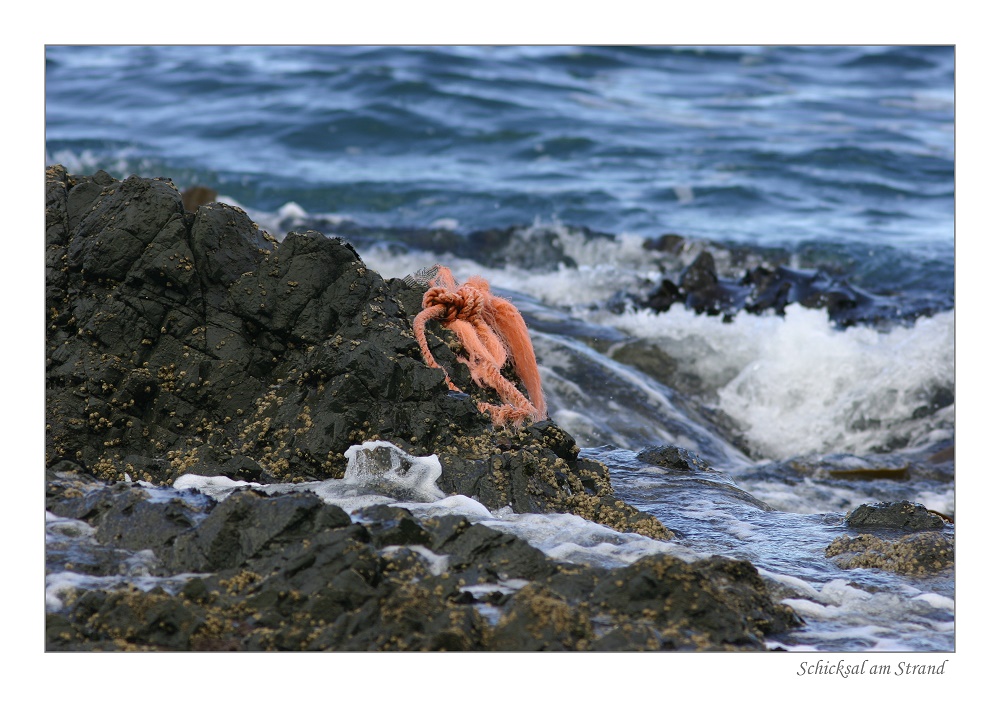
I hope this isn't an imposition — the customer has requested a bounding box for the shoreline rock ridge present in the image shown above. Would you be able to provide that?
[45,166,804,650]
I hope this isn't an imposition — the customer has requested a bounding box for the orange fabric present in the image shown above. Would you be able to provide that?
[412,266,547,426]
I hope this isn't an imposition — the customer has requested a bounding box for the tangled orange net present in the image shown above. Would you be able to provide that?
[412,266,547,426]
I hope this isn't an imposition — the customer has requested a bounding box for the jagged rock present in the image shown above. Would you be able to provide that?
[589,554,801,649]
[46,478,799,651]
[45,167,803,652]
[167,491,353,572]
[44,166,665,539]
[491,585,593,651]
[641,250,940,326]
[355,505,432,548]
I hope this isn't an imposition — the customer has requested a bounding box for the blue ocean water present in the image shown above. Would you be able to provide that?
[45,46,957,652]
[45,45,954,298]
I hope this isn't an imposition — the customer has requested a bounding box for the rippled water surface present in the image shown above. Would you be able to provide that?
[46,45,954,294]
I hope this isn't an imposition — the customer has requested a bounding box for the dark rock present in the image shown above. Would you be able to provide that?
[591,621,664,651]
[44,167,660,538]
[44,168,801,652]
[167,491,352,572]
[491,585,593,651]
[826,532,954,575]
[845,501,946,531]
[637,444,713,472]
[679,251,747,317]
[46,478,800,651]
[588,554,801,650]
[356,505,432,548]
[420,514,475,552]
[47,478,211,552]
[436,522,556,581]
[742,264,897,326]
[641,251,940,327]
[66,175,184,282]
[642,277,682,312]
[93,492,206,551]
[642,233,686,254]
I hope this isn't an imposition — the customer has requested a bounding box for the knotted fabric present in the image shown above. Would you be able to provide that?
[412,266,547,426]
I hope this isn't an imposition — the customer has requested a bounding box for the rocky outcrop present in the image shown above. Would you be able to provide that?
[45,167,814,651]
[823,501,954,576]
[45,469,800,651]
[641,250,941,327]
[45,166,666,539]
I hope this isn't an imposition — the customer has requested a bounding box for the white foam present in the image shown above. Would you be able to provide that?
[604,305,954,459]
[429,217,460,231]
[400,494,493,520]
[356,222,663,310]
[276,201,308,222]
[913,486,956,518]
[460,579,530,596]
[174,473,259,500]
[45,570,207,612]
[739,476,955,518]
[911,592,954,611]
[817,578,874,605]
[45,512,96,539]
[360,234,954,463]
[44,148,134,178]
[760,569,819,594]
[782,598,842,619]
[767,641,820,651]
[46,571,93,611]
[344,441,445,502]
[790,624,896,644]
[766,570,954,651]
[483,509,682,567]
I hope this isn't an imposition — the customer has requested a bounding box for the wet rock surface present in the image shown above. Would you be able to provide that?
[637,444,714,472]
[640,249,943,327]
[845,501,947,531]
[823,501,954,576]
[45,166,665,539]
[45,470,801,651]
[47,167,814,651]
[825,532,954,576]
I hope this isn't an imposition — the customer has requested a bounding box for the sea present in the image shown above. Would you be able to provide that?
[45,45,955,653]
